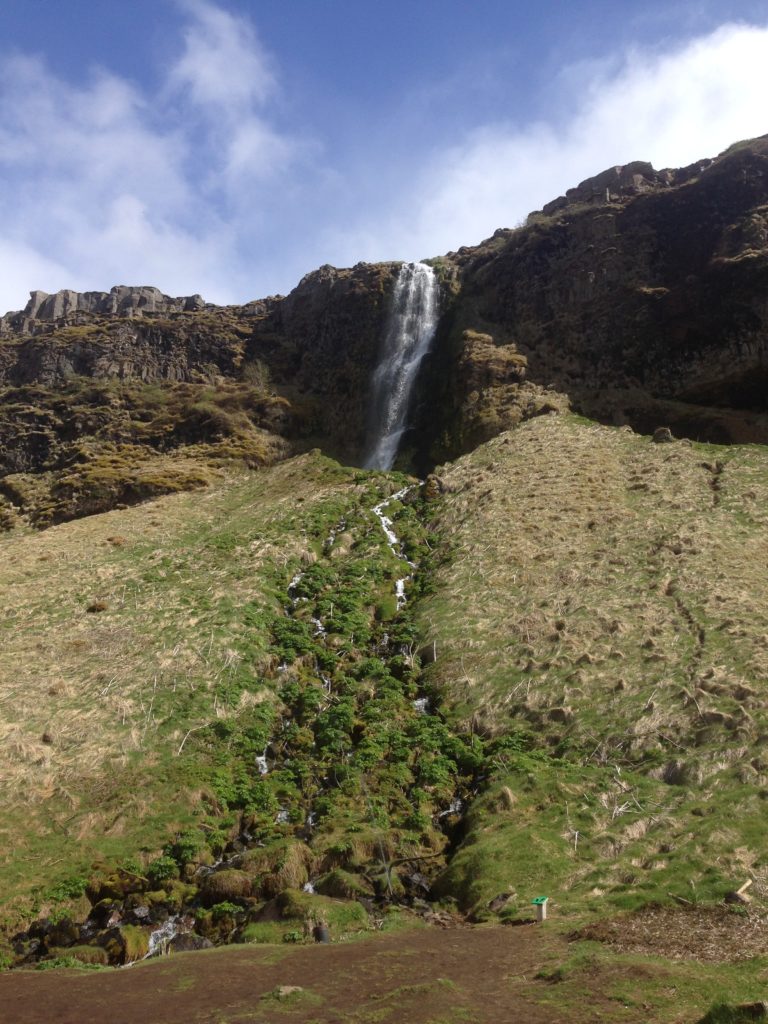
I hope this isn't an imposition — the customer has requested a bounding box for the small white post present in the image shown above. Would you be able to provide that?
[532,896,548,922]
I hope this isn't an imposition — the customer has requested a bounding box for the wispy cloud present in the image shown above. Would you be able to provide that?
[0,7,766,315]
[0,0,304,312]
[325,23,768,263]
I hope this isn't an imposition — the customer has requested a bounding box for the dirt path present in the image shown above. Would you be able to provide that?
[1,925,575,1024]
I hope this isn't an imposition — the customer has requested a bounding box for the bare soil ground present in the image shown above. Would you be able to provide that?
[580,904,768,962]
[0,925,606,1024]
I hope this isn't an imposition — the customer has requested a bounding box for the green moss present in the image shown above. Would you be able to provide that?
[48,944,109,966]
[242,921,292,944]
[275,888,370,939]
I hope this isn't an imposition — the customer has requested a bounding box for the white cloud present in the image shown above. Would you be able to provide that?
[0,10,766,316]
[325,22,768,264]
[169,0,275,111]
[0,1,303,313]
[0,238,76,308]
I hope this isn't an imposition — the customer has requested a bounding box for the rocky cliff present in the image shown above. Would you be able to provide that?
[417,134,768,460]
[3,134,768,526]
[0,285,208,338]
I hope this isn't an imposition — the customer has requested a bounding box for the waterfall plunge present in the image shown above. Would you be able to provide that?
[363,262,439,470]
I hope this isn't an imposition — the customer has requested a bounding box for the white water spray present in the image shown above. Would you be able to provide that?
[145,916,182,957]
[363,262,439,470]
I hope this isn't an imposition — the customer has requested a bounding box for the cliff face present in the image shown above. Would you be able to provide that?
[420,134,768,459]
[0,285,208,338]
[0,264,399,525]
[247,261,399,454]
[0,263,398,456]
[3,135,768,526]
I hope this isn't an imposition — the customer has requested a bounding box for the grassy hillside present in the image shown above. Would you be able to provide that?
[421,413,768,917]
[3,411,768,993]
[0,452,380,932]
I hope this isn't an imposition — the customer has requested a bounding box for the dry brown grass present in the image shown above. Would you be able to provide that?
[422,414,768,771]
[0,451,364,908]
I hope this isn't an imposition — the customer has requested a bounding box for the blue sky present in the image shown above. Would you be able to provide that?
[1,0,767,312]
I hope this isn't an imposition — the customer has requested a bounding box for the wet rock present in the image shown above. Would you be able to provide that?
[88,899,124,929]
[652,426,674,443]
[128,904,152,923]
[168,932,213,952]
[403,872,431,895]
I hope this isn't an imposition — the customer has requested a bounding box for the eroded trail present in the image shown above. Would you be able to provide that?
[0,925,569,1024]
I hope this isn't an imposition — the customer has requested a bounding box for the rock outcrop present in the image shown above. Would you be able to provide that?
[0,285,207,337]
[3,134,768,522]
[416,134,768,461]
[535,156,713,218]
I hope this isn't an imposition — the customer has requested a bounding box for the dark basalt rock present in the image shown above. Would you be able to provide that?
[2,136,768,528]
[168,932,213,953]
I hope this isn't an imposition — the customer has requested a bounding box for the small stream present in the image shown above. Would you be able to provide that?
[372,486,416,609]
[11,479,468,968]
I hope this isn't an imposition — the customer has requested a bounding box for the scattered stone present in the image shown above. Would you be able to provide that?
[488,892,516,913]
[274,985,304,999]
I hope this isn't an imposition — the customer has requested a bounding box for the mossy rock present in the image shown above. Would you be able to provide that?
[194,908,239,941]
[241,840,313,897]
[145,888,173,908]
[96,924,150,965]
[162,880,198,910]
[241,920,294,944]
[274,888,369,939]
[315,869,374,900]
[48,944,109,966]
[87,868,147,902]
[200,869,252,907]
[370,869,406,900]
[45,917,81,948]
[316,831,392,873]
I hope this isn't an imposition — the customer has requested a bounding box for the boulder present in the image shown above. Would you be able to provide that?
[168,932,213,953]
[200,868,252,906]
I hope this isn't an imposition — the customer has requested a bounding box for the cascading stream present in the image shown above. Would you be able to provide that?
[363,262,439,471]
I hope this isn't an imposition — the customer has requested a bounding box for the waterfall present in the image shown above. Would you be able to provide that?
[363,262,439,470]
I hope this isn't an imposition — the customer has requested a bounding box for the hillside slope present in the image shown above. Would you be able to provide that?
[0,452,402,937]
[3,412,768,970]
[422,413,768,915]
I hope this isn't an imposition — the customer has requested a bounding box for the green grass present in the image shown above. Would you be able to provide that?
[527,940,768,1023]
[0,451,372,934]
[419,414,768,914]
